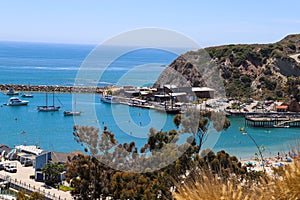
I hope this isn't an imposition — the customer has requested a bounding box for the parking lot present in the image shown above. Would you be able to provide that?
[0,158,72,200]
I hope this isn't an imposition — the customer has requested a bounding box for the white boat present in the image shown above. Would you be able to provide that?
[100,95,116,104]
[63,111,81,116]
[21,93,34,98]
[38,105,60,112]
[5,88,19,96]
[37,92,60,112]
[64,96,81,116]
[6,97,29,106]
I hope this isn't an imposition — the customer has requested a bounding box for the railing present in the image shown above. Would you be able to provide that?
[0,189,16,200]
[0,174,68,200]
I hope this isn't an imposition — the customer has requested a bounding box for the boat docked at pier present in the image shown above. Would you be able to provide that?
[5,97,29,106]
[100,95,116,104]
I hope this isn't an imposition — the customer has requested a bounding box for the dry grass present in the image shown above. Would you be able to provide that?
[174,159,300,200]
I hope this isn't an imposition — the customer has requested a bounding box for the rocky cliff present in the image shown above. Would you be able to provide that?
[155,34,300,100]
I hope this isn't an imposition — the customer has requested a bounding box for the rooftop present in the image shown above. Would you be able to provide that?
[15,145,43,156]
[192,87,215,92]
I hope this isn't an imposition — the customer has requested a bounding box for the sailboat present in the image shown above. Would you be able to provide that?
[37,92,60,112]
[63,96,81,116]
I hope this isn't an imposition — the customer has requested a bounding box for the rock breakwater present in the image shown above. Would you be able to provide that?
[0,84,117,94]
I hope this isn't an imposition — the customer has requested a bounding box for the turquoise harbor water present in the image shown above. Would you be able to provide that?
[0,41,299,159]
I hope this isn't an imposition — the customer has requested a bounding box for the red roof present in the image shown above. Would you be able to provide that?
[276,105,288,109]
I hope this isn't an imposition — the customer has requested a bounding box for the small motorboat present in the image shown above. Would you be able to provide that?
[63,111,81,116]
[6,97,29,106]
[21,93,34,98]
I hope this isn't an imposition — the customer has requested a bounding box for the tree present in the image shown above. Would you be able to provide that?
[65,154,113,200]
[29,192,45,200]
[70,126,117,200]
[73,125,117,156]
[17,191,45,200]
[173,110,230,153]
[16,190,27,200]
[42,162,64,186]
[67,110,231,200]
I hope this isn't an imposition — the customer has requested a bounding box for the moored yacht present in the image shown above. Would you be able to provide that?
[6,97,29,106]
[37,92,60,112]
[100,95,116,104]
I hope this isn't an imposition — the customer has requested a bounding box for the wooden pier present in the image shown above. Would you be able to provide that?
[245,115,300,128]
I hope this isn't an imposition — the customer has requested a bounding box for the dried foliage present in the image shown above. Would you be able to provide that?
[174,158,300,200]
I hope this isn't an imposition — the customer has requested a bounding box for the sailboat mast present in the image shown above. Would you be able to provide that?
[46,92,48,107]
[52,92,55,106]
[74,96,76,112]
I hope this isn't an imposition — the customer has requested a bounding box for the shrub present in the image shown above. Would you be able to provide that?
[287,43,296,51]
[260,47,272,57]
[275,90,283,98]
[264,78,277,90]
[240,75,252,83]
[222,70,231,79]
[259,77,265,82]
[263,67,273,76]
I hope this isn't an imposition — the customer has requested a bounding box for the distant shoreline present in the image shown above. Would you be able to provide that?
[0,84,116,94]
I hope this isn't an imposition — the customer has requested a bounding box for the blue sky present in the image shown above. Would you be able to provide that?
[0,0,299,47]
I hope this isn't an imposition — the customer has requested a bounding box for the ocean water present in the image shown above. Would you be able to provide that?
[0,41,299,160]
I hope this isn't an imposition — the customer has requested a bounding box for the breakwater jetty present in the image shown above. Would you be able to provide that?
[0,84,116,94]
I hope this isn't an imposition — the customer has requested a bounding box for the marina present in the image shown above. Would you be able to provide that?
[0,41,298,160]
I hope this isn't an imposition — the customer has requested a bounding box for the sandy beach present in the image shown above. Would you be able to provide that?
[241,152,298,176]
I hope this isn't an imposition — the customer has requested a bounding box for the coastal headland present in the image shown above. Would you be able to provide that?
[0,84,116,94]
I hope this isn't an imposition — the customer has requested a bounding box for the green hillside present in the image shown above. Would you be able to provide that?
[156,34,300,100]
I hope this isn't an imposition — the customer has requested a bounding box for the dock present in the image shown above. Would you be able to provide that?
[110,96,184,114]
[245,114,300,128]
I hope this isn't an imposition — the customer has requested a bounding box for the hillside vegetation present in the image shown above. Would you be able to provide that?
[174,158,300,200]
[156,34,300,100]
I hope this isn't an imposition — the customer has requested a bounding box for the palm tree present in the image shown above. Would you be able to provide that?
[42,162,64,186]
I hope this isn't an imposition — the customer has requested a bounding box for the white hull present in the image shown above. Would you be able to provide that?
[37,106,60,112]
[7,102,28,106]
[64,111,81,116]
[100,95,116,104]
[6,97,29,106]
[21,94,34,98]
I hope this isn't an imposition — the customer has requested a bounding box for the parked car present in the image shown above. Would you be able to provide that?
[24,159,33,167]
[4,165,17,173]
